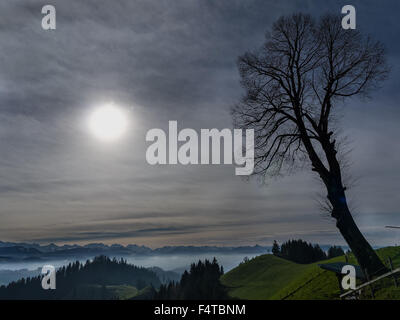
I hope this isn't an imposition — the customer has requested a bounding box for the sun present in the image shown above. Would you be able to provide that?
[88,104,128,142]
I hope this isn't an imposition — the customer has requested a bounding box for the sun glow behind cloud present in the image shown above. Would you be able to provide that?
[88,104,129,142]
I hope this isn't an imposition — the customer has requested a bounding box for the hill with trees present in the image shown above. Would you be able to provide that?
[0,255,160,299]
[154,258,229,300]
[221,246,400,300]
[272,239,344,264]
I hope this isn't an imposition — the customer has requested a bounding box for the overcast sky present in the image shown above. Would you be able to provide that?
[0,0,399,247]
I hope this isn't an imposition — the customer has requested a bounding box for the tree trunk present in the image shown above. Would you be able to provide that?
[328,183,387,277]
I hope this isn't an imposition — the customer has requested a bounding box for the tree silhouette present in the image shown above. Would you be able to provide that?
[327,245,345,259]
[232,13,388,276]
[154,258,228,300]
[0,255,160,299]
[272,239,330,264]
[272,240,280,256]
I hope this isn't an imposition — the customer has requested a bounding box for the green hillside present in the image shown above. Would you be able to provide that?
[221,246,400,300]
[106,285,139,299]
[0,255,161,300]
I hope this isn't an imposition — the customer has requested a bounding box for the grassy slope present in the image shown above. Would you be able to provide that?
[76,284,158,300]
[221,246,400,300]
[73,284,139,299]
[220,254,309,299]
[106,285,139,299]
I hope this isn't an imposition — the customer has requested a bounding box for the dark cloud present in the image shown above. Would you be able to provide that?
[31,226,196,243]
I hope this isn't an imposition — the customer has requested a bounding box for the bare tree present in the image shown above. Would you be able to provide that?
[232,13,388,276]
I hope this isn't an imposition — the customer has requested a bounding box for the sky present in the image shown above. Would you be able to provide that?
[0,0,399,247]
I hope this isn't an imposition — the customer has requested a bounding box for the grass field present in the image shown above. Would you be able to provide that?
[220,246,400,300]
[106,285,139,299]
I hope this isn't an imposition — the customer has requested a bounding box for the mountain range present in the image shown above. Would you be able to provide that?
[0,241,269,262]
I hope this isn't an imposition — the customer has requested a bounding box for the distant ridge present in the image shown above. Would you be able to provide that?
[0,240,269,262]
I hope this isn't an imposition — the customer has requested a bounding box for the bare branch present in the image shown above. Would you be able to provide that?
[232,13,388,183]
